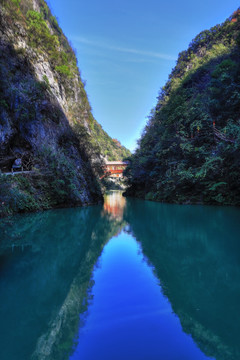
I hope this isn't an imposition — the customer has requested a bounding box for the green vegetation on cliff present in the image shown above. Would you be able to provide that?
[0,0,129,216]
[125,9,240,205]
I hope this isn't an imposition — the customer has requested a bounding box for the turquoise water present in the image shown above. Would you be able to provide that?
[0,192,240,359]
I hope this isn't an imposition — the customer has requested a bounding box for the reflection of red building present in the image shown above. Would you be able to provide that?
[102,161,128,178]
[103,192,126,220]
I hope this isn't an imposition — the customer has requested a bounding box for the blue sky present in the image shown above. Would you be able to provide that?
[48,0,240,151]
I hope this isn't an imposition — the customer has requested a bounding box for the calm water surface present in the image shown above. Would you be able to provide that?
[0,191,240,360]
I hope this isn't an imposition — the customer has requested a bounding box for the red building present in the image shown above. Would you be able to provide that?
[103,161,128,178]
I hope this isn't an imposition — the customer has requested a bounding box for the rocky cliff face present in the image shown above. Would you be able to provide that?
[0,0,130,216]
[0,0,114,216]
[125,9,240,205]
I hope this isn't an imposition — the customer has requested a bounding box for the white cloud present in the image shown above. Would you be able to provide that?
[72,36,176,61]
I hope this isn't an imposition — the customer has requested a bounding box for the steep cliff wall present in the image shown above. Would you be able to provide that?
[125,9,240,205]
[0,0,128,216]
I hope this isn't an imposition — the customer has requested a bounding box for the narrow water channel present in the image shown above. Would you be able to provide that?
[0,191,240,360]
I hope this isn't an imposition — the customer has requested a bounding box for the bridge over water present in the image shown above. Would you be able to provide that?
[101,161,128,179]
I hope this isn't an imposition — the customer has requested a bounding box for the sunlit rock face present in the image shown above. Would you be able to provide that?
[0,0,130,216]
[0,0,104,214]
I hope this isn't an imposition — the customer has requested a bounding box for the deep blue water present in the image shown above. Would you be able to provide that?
[70,233,210,360]
[0,191,240,360]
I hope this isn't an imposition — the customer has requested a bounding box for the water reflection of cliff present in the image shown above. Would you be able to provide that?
[2,194,240,360]
[0,206,101,360]
[31,200,127,360]
[125,199,240,360]
[0,199,126,360]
